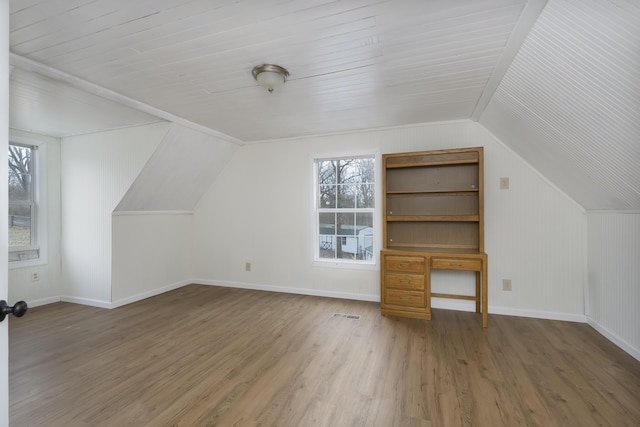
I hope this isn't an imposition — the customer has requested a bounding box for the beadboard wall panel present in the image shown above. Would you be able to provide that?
[480,0,640,210]
[587,212,640,359]
[60,123,169,303]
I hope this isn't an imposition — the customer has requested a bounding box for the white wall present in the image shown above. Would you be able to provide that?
[587,212,640,360]
[8,130,61,306]
[193,120,587,320]
[111,213,192,305]
[61,123,169,305]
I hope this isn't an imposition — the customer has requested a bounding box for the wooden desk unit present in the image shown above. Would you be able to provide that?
[380,249,488,327]
[379,147,489,327]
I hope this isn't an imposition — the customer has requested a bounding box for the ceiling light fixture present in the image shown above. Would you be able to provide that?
[252,64,289,93]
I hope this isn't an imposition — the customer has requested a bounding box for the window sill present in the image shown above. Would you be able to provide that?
[9,258,47,270]
[312,259,377,271]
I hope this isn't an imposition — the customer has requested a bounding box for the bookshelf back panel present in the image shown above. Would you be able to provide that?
[386,164,479,193]
[387,222,479,249]
[387,193,478,216]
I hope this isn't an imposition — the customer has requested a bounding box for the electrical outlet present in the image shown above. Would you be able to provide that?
[31,272,40,282]
[245,262,251,272]
[502,279,512,291]
[500,177,510,190]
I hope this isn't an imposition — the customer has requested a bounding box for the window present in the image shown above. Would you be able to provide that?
[315,156,375,263]
[9,143,39,262]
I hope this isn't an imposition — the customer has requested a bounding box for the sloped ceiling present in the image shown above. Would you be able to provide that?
[10,66,161,137]
[115,124,237,212]
[480,0,640,210]
[8,0,640,211]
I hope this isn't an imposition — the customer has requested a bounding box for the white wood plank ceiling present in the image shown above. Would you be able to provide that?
[9,0,538,142]
[8,0,640,210]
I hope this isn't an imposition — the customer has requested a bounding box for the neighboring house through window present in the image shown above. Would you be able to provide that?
[315,155,375,263]
[8,142,39,262]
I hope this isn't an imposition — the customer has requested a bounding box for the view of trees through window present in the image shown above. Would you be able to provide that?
[9,144,34,252]
[316,156,375,261]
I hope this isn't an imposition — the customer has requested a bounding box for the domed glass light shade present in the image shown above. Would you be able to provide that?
[252,64,289,93]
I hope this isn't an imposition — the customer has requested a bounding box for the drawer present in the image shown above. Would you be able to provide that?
[431,257,482,271]
[386,272,424,291]
[385,289,425,308]
[385,255,425,273]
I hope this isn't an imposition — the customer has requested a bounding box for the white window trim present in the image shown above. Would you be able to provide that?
[9,135,48,269]
[310,149,381,270]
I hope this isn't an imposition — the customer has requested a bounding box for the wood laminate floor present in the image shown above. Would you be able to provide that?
[9,284,640,426]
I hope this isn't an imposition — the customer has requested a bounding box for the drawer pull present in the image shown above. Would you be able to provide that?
[450,263,462,267]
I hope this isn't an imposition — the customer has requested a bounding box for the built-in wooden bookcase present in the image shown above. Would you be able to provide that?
[380,147,489,326]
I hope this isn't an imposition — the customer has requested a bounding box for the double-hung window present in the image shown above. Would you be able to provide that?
[8,143,39,262]
[315,155,375,263]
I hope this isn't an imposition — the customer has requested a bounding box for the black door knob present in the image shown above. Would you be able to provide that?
[0,300,28,322]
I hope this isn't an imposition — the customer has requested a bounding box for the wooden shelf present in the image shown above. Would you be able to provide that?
[386,190,479,195]
[387,215,479,222]
[386,159,478,168]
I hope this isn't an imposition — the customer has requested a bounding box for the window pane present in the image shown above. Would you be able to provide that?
[356,212,373,229]
[319,185,336,208]
[319,212,335,235]
[337,159,359,184]
[9,204,31,247]
[319,212,337,259]
[357,158,375,183]
[337,184,355,208]
[356,213,373,260]
[318,160,336,185]
[9,173,32,202]
[8,145,33,202]
[319,235,336,259]
[357,183,375,208]
[337,212,355,235]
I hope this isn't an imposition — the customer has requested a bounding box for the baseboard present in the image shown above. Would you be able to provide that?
[427,298,588,323]
[193,279,380,303]
[587,318,640,362]
[60,295,112,309]
[110,280,191,308]
[489,305,587,323]
[26,296,61,308]
[195,280,591,324]
[58,280,191,309]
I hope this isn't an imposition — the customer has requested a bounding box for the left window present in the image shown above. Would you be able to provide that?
[8,143,39,262]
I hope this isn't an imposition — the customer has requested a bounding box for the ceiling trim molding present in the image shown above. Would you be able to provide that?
[9,53,244,146]
[470,0,549,121]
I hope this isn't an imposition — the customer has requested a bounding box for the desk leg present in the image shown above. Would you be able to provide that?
[425,258,432,320]
[475,271,481,313]
[482,260,488,328]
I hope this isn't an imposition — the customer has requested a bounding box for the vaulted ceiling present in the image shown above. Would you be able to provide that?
[8,0,640,210]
